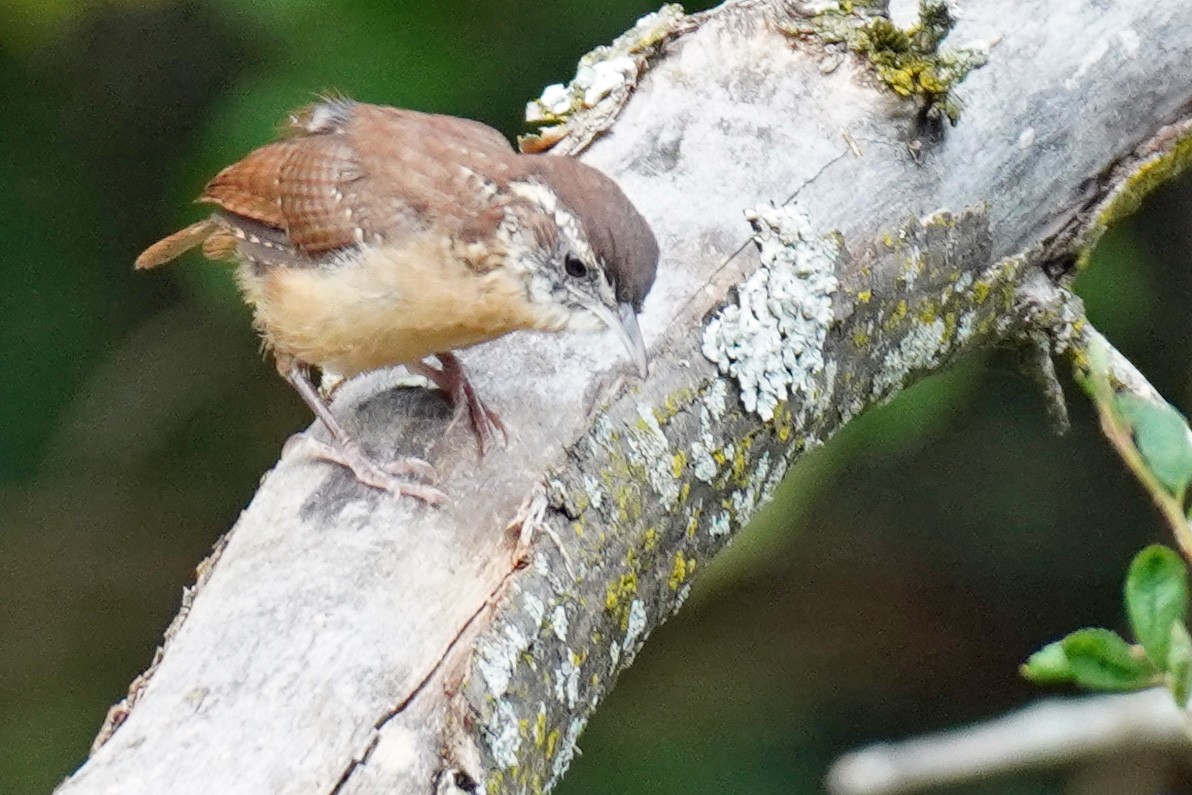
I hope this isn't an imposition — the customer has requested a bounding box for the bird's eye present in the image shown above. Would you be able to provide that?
[564,256,588,279]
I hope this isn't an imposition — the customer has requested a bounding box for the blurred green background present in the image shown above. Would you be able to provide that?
[2,1,1191,793]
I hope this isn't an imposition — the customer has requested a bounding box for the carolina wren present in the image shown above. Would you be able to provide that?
[136,98,658,504]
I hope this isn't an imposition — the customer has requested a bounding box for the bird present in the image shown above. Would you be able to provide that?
[135,97,659,504]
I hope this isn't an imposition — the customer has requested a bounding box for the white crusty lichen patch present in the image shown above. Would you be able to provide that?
[689,379,728,483]
[488,700,521,768]
[871,318,948,399]
[622,599,648,666]
[529,58,637,122]
[474,592,586,778]
[523,4,684,150]
[626,404,682,509]
[475,621,530,699]
[526,4,682,122]
[555,653,581,709]
[548,717,587,788]
[702,204,840,422]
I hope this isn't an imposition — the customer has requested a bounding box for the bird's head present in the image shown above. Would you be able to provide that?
[503,156,658,376]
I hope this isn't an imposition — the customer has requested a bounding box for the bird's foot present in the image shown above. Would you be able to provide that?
[454,388,507,456]
[287,434,445,505]
[412,353,507,455]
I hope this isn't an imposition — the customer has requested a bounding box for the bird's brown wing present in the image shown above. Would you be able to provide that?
[198,100,518,261]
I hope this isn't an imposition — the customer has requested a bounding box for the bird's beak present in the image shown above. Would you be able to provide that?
[586,301,649,378]
[618,302,649,378]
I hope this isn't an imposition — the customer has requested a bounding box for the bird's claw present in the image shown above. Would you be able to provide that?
[288,435,446,505]
[416,352,507,455]
[465,398,507,456]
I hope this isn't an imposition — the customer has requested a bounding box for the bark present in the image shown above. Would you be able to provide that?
[58,1,1192,793]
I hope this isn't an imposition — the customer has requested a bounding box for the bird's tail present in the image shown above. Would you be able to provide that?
[135,218,233,269]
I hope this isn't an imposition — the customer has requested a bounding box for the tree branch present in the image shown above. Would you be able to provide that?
[825,689,1188,795]
[58,1,1192,793]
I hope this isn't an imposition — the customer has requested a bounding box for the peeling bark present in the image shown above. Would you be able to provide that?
[58,1,1192,793]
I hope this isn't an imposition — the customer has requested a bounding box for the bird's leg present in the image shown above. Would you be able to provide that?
[409,353,507,454]
[279,359,444,504]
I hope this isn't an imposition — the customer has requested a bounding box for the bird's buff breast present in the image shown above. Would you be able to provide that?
[235,240,554,377]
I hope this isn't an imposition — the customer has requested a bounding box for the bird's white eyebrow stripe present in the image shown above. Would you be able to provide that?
[506,180,560,214]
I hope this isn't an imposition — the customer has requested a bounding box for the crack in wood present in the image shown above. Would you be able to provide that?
[327,558,529,795]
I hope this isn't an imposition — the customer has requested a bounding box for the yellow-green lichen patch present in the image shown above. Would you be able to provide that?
[789,0,989,124]
[728,449,780,526]
[657,386,698,424]
[668,551,698,590]
[604,572,638,630]
[609,480,644,525]
[772,402,795,443]
[857,289,873,303]
[671,451,687,479]
[941,311,958,344]
[900,250,926,291]
[1079,127,1192,269]
[730,436,753,484]
[684,504,703,539]
[569,490,590,515]
[883,298,909,331]
[972,279,991,304]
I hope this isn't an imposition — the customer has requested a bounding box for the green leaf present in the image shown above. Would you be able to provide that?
[1125,545,1189,667]
[1113,393,1192,494]
[1062,629,1158,691]
[1020,641,1075,684]
[1167,622,1192,707]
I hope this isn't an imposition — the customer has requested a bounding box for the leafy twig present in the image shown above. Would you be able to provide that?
[1071,330,1192,562]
